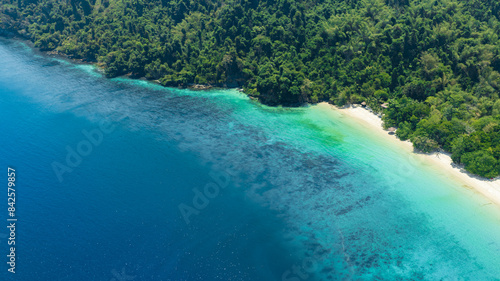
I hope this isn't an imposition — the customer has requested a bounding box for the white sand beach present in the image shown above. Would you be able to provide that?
[318,102,500,207]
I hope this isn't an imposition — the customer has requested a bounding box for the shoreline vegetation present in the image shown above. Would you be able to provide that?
[321,102,500,207]
[4,31,500,184]
[3,33,500,209]
[2,0,500,178]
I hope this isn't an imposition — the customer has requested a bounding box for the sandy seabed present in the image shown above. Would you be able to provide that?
[318,102,500,208]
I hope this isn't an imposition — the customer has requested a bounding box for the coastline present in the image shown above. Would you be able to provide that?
[0,36,238,92]
[3,35,500,208]
[318,102,500,208]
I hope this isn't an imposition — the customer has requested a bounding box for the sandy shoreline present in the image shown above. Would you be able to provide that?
[318,102,500,208]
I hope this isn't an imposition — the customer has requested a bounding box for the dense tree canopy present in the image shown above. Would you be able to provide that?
[1,0,500,178]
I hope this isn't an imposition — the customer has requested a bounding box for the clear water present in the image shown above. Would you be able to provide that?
[1,38,500,280]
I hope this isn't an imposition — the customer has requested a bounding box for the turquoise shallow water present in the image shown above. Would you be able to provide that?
[1,37,500,280]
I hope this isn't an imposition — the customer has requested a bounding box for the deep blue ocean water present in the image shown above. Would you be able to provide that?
[1,38,500,280]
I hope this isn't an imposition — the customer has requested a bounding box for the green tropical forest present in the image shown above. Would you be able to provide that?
[1,0,500,178]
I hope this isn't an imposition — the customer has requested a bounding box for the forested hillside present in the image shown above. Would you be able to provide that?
[2,0,500,178]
